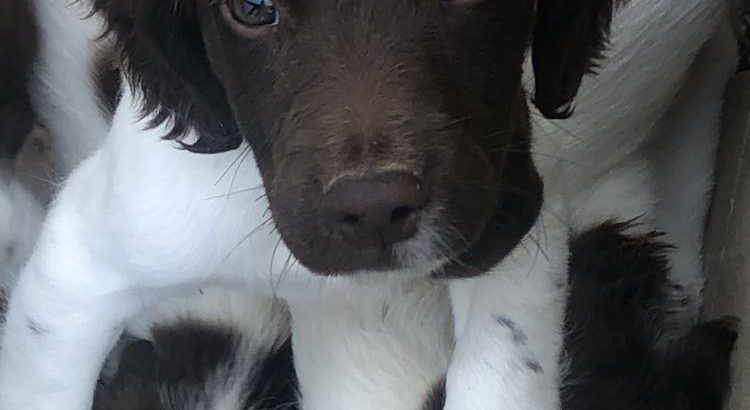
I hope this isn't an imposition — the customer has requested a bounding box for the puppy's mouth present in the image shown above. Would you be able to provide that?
[397,151,542,279]
[268,135,542,278]
[435,140,543,278]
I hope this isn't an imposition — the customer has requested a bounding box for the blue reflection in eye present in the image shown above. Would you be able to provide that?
[233,0,278,26]
[244,0,274,7]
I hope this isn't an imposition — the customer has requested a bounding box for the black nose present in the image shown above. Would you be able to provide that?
[322,171,427,248]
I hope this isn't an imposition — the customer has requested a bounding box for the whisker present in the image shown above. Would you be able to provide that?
[442,223,471,249]
[522,226,550,277]
[529,112,585,144]
[538,209,550,251]
[214,145,250,186]
[20,172,63,187]
[509,149,584,167]
[268,236,285,298]
[203,185,264,200]
[228,147,253,197]
[486,143,584,167]
[475,124,527,141]
[274,250,296,295]
[435,115,475,131]
[540,206,571,230]
[220,216,274,265]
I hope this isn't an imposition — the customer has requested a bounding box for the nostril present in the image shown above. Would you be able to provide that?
[341,214,360,226]
[322,170,428,246]
[390,206,416,224]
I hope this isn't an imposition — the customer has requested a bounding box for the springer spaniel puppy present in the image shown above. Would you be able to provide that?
[90,223,738,410]
[0,0,737,409]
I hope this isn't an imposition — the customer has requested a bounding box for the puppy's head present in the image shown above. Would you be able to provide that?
[95,0,621,276]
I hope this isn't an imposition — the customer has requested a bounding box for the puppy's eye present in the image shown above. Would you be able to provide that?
[229,0,279,27]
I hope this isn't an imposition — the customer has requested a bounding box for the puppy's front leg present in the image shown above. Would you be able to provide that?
[0,162,139,410]
[444,215,568,410]
[0,261,132,410]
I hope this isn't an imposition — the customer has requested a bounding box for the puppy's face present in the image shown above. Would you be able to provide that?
[96,0,620,276]
[196,0,535,274]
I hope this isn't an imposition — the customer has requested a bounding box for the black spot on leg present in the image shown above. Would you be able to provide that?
[4,245,13,262]
[493,314,528,345]
[0,290,7,317]
[493,315,544,374]
[525,358,543,374]
[27,319,46,335]
[494,314,510,328]
[422,377,446,410]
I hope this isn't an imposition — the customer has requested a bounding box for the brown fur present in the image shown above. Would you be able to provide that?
[90,0,620,276]
[0,0,37,159]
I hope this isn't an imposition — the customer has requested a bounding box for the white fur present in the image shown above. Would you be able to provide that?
[649,18,738,318]
[28,0,109,174]
[0,172,44,332]
[0,0,737,409]
[0,79,438,408]
[0,0,109,294]
[446,211,568,410]
[289,278,452,410]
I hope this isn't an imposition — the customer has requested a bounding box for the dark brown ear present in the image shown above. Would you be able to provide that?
[532,0,623,119]
[92,0,241,153]
[0,0,37,159]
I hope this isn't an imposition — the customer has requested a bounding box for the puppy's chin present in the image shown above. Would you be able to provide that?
[391,211,460,274]
[299,228,464,279]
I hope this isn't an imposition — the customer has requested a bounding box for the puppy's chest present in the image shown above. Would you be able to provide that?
[88,114,302,286]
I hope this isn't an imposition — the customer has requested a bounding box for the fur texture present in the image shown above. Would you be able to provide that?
[560,222,738,410]
[0,0,737,409]
[94,289,295,410]
[28,0,111,173]
[93,223,738,410]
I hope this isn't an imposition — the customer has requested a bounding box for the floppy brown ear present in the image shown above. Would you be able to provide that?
[0,0,36,159]
[532,0,623,119]
[92,0,241,153]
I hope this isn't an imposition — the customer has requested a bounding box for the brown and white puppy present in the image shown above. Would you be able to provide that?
[0,0,735,409]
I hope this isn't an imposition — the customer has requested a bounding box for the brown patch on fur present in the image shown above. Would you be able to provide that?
[532,0,627,118]
[93,45,122,122]
[94,324,298,410]
[422,377,446,410]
